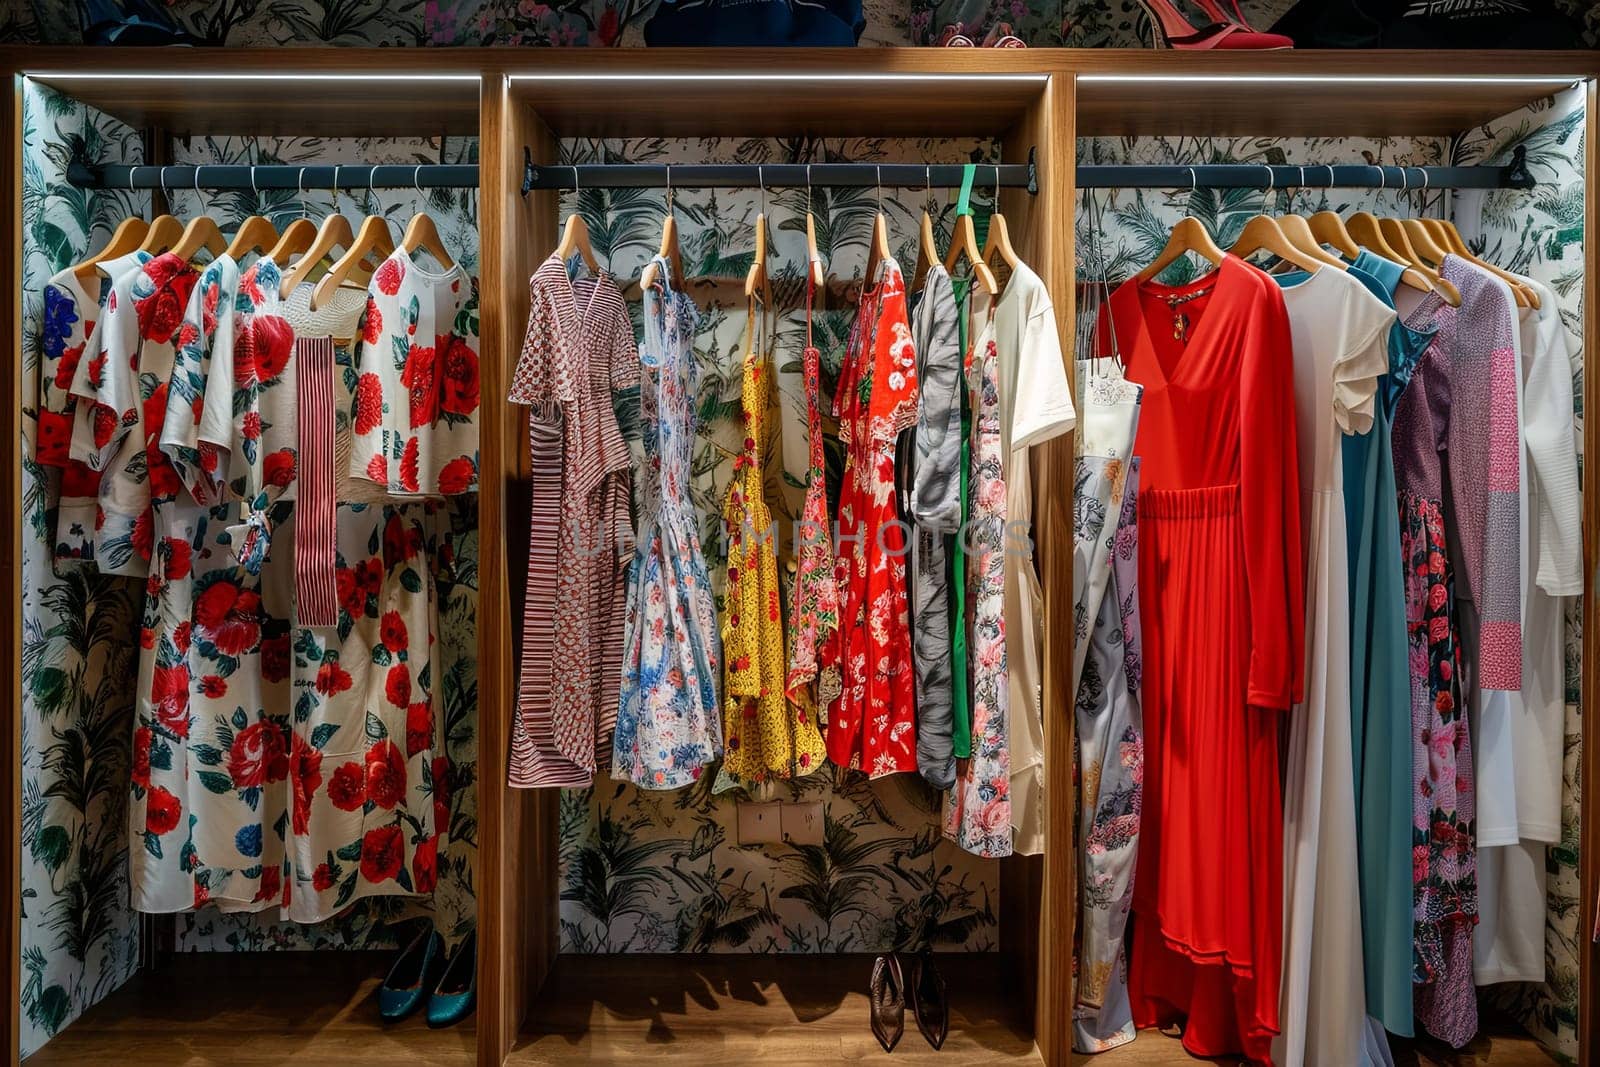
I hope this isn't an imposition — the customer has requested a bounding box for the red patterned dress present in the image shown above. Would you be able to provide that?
[821,258,919,777]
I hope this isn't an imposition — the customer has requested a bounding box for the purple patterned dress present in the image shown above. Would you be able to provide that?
[1390,256,1522,1046]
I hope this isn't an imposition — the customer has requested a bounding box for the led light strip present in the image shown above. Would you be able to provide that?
[26,73,481,82]
[1077,74,1582,85]
[507,73,1049,83]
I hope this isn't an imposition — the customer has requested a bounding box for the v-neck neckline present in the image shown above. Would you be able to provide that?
[1122,254,1240,388]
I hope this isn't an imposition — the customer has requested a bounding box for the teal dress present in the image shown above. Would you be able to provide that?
[1275,255,1432,1038]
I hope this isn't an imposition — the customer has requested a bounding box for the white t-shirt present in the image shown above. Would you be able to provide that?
[973,260,1076,857]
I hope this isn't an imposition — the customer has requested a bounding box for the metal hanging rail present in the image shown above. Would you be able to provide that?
[65,162,481,191]
[1078,157,1533,191]
[63,146,1535,195]
[520,158,1038,195]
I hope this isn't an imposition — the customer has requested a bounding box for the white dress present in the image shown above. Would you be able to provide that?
[1274,266,1393,1067]
[1473,274,1582,983]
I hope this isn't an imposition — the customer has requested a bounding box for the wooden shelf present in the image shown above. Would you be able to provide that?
[512,954,1038,1064]
[22,952,475,1067]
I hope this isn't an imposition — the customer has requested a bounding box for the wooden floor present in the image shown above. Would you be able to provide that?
[1082,1021,1559,1066]
[24,950,1562,1067]
[509,954,1041,1065]
[24,952,475,1066]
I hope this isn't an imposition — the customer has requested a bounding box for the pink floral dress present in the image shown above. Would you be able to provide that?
[350,249,480,498]
[821,258,919,778]
[944,317,1011,857]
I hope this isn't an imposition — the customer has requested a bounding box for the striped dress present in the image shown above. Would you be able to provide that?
[508,254,637,787]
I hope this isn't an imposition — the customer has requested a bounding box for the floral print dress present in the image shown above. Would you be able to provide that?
[69,251,200,576]
[613,257,722,789]
[822,258,919,778]
[1072,360,1145,1053]
[720,306,826,787]
[279,280,452,921]
[943,317,1010,855]
[784,278,840,709]
[350,248,480,498]
[37,254,148,568]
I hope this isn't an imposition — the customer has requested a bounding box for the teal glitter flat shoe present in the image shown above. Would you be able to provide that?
[427,930,477,1028]
[379,925,444,1023]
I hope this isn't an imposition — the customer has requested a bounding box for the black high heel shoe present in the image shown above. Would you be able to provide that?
[868,954,906,1053]
[905,950,949,1050]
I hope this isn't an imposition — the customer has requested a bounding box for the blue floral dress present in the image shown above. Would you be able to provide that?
[613,257,722,789]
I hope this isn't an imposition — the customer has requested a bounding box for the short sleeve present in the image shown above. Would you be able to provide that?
[510,272,563,409]
[69,270,140,472]
[1331,289,1396,437]
[1010,297,1077,450]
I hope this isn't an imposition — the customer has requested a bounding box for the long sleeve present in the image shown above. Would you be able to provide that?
[1520,280,1583,597]
[1441,259,1522,691]
[1239,280,1304,711]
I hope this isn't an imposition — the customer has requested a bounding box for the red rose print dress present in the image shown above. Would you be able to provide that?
[85,252,295,913]
[278,280,451,921]
[350,248,480,498]
[36,253,148,568]
[821,258,919,778]
[69,250,199,576]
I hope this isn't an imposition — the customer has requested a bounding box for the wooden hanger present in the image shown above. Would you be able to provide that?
[137,215,185,256]
[1354,212,1460,306]
[1135,217,1226,282]
[804,207,825,289]
[1276,213,1349,270]
[744,198,771,308]
[279,211,355,299]
[401,212,454,271]
[1346,210,1455,303]
[857,165,894,291]
[911,190,939,292]
[312,213,395,310]
[166,166,226,265]
[222,168,280,261]
[1229,213,1329,274]
[942,212,999,295]
[978,164,1021,279]
[225,216,280,261]
[982,211,1020,277]
[1423,217,1540,309]
[264,217,319,267]
[170,215,226,265]
[1308,210,1361,259]
[1396,218,1450,268]
[556,214,599,275]
[640,166,685,291]
[71,216,148,289]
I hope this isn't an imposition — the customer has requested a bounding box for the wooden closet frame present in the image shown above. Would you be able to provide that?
[1,47,1597,1067]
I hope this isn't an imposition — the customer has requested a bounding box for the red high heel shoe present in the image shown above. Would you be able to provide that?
[1135,0,1293,48]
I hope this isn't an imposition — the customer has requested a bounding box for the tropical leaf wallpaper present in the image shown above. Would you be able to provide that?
[554,135,1004,955]
[6,0,1599,48]
[1453,85,1586,1065]
[18,80,148,1061]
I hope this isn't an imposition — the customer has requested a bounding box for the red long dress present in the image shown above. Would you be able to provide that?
[1109,256,1305,1064]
